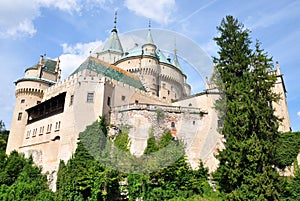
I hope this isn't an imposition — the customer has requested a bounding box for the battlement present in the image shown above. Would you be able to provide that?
[15,87,44,98]
[43,69,170,104]
[111,102,204,114]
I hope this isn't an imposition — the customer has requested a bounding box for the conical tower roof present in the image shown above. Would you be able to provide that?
[102,11,123,53]
[145,21,155,45]
[173,48,182,70]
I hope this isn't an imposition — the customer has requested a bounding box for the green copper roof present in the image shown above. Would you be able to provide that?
[146,29,155,45]
[121,47,182,69]
[71,57,146,91]
[102,29,124,53]
[156,49,171,64]
[15,77,56,85]
[26,59,57,73]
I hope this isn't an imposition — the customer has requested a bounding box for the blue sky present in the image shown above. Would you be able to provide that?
[0,0,299,131]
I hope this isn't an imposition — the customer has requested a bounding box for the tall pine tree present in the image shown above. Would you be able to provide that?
[213,16,281,200]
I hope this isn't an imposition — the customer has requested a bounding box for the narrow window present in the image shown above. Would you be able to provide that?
[55,121,61,131]
[26,130,31,139]
[47,124,52,133]
[171,122,175,128]
[163,96,166,99]
[17,112,22,121]
[21,99,25,103]
[87,93,94,103]
[32,128,37,137]
[39,126,44,135]
[168,90,170,95]
[188,103,192,107]
[107,96,111,106]
[193,121,195,125]
[121,95,126,101]
[70,95,74,106]
[135,100,139,104]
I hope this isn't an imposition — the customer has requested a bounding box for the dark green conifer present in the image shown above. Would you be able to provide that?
[213,15,281,200]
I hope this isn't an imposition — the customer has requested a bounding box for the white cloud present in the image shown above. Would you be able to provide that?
[124,0,176,24]
[59,40,103,78]
[0,0,39,38]
[0,0,108,39]
[38,0,81,12]
[297,111,300,118]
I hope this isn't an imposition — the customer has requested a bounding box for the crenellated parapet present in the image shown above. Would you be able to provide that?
[15,88,44,98]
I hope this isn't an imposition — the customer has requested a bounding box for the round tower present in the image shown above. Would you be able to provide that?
[6,55,60,154]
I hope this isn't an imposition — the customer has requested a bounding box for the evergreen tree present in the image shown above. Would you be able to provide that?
[56,119,120,201]
[0,151,54,201]
[213,16,281,200]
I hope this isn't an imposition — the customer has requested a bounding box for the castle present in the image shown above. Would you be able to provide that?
[6,14,291,190]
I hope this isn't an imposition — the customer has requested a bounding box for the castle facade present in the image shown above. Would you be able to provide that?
[6,17,291,190]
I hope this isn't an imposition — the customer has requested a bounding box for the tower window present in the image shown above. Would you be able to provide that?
[17,112,22,121]
[21,99,25,103]
[193,121,195,125]
[121,95,126,101]
[70,95,74,106]
[168,90,170,95]
[87,93,94,103]
[107,96,111,106]
[189,103,192,107]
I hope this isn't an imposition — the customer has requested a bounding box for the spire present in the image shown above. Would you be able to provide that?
[173,40,182,70]
[276,61,281,75]
[112,10,118,33]
[146,20,154,44]
[102,11,123,54]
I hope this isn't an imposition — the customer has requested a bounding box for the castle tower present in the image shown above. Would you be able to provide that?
[139,22,161,96]
[6,55,60,154]
[272,61,291,132]
[95,11,124,64]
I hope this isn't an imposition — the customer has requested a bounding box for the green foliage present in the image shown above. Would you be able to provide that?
[144,131,174,154]
[156,108,165,122]
[0,151,54,201]
[56,118,120,201]
[280,163,300,200]
[114,127,130,152]
[213,15,281,200]
[274,132,300,169]
[0,120,9,152]
[126,157,215,200]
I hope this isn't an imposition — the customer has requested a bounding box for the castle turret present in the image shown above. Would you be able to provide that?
[142,21,157,56]
[272,61,291,132]
[6,55,59,154]
[95,11,124,64]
